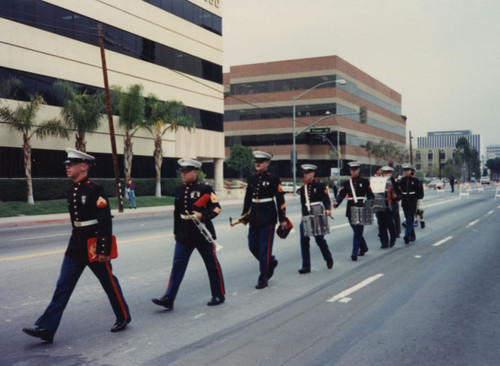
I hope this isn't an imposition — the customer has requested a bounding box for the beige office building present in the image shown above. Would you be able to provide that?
[0,0,224,190]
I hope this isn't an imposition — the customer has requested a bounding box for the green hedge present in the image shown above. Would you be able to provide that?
[0,177,181,202]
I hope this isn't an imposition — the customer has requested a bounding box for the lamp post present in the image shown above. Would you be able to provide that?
[292,79,346,194]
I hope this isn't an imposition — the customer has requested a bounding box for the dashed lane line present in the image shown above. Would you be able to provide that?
[327,273,384,303]
[432,236,453,247]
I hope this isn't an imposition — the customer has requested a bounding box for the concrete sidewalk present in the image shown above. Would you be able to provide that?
[0,195,298,228]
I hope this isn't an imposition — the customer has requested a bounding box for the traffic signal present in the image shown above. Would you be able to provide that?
[359,106,367,124]
[388,160,393,167]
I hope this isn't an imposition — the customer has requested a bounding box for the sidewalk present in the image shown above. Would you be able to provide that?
[0,194,298,229]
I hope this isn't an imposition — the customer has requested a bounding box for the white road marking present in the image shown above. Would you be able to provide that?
[415,255,422,258]
[338,297,352,303]
[467,219,479,227]
[486,210,494,215]
[432,236,453,247]
[327,273,384,303]
[11,233,67,241]
[193,313,205,319]
[122,347,137,354]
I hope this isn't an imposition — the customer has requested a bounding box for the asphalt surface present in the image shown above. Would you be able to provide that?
[1,188,499,365]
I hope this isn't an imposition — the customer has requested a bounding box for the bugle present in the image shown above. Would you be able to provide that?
[229,211,250,227]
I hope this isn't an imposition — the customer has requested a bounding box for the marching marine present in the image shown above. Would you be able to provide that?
[23,149,131,343]
[398,164,424,244]
[297,164,334,273]
[333,162,375,261]
[152,159,225,309]
[241,151,287,289]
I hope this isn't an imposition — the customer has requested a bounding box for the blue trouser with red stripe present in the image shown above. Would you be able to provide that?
[36,255,130,334]
[248,224,276,286]
[165,241,225,301]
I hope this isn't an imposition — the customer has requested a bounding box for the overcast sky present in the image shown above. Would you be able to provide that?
[222,0,500,157]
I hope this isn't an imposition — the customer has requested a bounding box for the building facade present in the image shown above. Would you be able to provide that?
[486,144,500,160]
[415,130,481,177]
[417,130,480,154]
[224,56,405,178]
[0,0,225,190]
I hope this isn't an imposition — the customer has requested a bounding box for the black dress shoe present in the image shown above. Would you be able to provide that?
[111,317,131,333]
[390,238,396,247]
[326,257,334,269]
[351,254,357,261]
[255,283,267,289]
[420,221,425,229]
[359,248,368,256]
[267,259,278,279]
[207,296,225,306]
[410,236,416,242]
[404,236,410,244]
[380,245,389,249]
[22,326,54,343]
[298,267,311,274]
[152,295,174,310]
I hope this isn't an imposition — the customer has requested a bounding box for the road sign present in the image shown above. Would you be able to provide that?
[310,127,331,134]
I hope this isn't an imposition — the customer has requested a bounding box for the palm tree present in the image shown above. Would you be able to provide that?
[114,84,146,182]
[0,79,68,204]
[54,80,105,152]
[145,95,195,197]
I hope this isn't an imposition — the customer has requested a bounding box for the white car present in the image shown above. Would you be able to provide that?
[427,179,444,190]
[281,182,295,193]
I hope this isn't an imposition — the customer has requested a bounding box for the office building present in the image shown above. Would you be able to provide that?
[486,144,500,159]
[224,55,405,178]
[0,0,224,190]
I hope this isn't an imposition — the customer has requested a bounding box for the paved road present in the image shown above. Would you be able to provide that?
[1,189,499,365]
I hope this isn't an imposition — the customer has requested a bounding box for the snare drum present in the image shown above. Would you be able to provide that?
[350,206,374,225]
[302,214,330,237]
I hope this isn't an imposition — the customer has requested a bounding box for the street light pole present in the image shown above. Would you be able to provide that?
[292,79,346,194]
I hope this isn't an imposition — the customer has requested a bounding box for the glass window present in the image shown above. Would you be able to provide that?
[182,1,194,22]
[55,7,75,38]
[428,150,433,161]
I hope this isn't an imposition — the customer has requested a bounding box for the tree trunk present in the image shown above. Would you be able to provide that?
[23,135,34,205]
[76,131,86,152]
[154,134,163,197]
[124,134,133,182]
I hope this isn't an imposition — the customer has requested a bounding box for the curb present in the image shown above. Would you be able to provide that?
[0,196,299,229]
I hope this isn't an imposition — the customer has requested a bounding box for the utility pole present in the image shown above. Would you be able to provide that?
[98,23,123,213]
[409,130,413,166]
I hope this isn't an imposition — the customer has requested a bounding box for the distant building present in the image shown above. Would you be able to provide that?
[224,56,405,178]
[0,0,224,190]
[414,130,481,176]
[486,144,500,159]
[417,130,480,153]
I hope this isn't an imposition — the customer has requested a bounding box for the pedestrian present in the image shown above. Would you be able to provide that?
[126,177,137,209]
[241,151,287,289]
[398,164,424,244]
[22,149,131,343]
[449,176,455,193]
[297,164,334,274]
[333,162,374,261]
[152,159,225,310]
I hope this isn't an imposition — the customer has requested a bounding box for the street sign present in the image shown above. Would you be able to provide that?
[331,168,339,176]
[310,127,331,134]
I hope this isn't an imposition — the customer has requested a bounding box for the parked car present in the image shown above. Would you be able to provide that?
[480,176,490,185]
[281,182,295,193]
[427,179,444,190]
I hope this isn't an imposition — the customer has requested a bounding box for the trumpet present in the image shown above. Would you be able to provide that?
[229,212,250,227]
[186,211,223,251]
